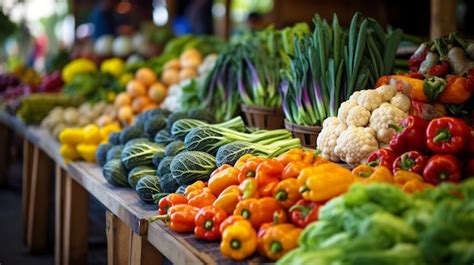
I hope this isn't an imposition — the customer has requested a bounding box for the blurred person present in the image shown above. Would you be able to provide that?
[90,0,117,40]
[185,0,213,34]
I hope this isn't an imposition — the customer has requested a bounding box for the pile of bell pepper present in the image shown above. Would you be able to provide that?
[148,149,366,261]
[365,115,473,187]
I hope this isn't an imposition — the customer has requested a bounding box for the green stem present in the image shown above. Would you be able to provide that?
[275,190,288,201]
[367,161,379,167]
[148,215,169,223]
[433,129,451,143]
[289,205,310,218]
[204,220,214,231]
[241,209,251,219]
[388,124,403,132]
[231,239,241,250]
[246,170,255,178]
[270,241,283,253]
[401,155,414,170]
[299,186,310,193]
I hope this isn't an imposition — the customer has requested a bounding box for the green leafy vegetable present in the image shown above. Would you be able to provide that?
[170,151,216,185]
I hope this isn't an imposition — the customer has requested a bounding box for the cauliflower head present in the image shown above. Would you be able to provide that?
[337,101,356,124]
[346,105,371,127]
[334,126,379,165]
[348,91,363,104]
[317,117,347,162]
[357,90,383,111]
[375,85,397,102]
[390,93,411,112]
[369,103,408,144]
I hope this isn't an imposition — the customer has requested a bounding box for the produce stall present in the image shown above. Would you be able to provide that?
[1,4,474,265]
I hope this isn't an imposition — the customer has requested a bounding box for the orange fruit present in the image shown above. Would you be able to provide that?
[131,96,151,113]
[135,68,157,87]
[161,68,180,86]
[126,80,146,98]
[114,92,131,107]
[118,105,133,122]
[148,82,167,103]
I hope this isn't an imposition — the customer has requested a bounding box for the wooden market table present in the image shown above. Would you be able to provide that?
[0,111,265,265]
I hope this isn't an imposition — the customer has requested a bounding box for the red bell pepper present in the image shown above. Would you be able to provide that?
[367,148,398,171]
[158,194,188,215]
[392,151,427,175]
[388,116,430,154]
[423,154,462,184]
[288,199,321,228]
[427,61,449,77]
[194,206,228,241]
[426,117,472,154]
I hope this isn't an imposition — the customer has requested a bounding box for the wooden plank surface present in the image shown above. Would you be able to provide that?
[0,121,11,186]
[54,165,66,265]
[0,111,266,264]
[26,145,53,253]
[62,173,89,265]
[21,138,33,244]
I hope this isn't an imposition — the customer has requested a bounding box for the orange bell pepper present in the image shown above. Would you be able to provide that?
[219,215,246,235]
[184,180,206,198]
[233,197,282,229]
[273,178,302,209]
[259,224,302,260]
[402,179,433,193]
[298,163,355,202]
[387,75,428,102]
[186,187,211,200]
[149,204,199,233]
[237,156,266,182]
[281,161,310,179]
[255,159,284,197]
[158,193,188,215]
[239,178,259,200]
[393,170,424,186]
[208,165,240,196]
[213,185,241,215]
[276,149,314,166]
[234,154,254,170]
[439,75,472,104]
[352,165,374,178]
[188,190,216,208]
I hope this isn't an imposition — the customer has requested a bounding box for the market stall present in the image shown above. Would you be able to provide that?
[0,2,473,264]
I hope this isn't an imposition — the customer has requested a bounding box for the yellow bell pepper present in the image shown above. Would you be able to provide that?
[59,128,84,146]
[62,58,97,83]
[99,123,121,139]
[297,163,355,202]
[220,219,257,260]
[100,58,124,77]
[83,124,102,144]
[60,144,80,163]
[76,143,98,162]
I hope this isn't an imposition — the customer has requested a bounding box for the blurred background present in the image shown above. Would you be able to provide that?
[1,0,474,73]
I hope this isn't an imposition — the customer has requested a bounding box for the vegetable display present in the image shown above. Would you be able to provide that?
[281,13,402,126]
[278,180,474,265]
[317,85,411,165]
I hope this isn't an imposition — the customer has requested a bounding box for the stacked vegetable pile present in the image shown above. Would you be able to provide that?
[317,85,411,165]
[41,102,117,138]
[59,123,120,163]
[280,13,402,127]
[279,180,474,265]
[114,67,166,125]
[381,33,473,121]
[365,116,473,185]
[96,109,299,203]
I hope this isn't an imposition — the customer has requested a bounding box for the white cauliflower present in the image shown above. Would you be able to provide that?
[348,91,363,104]
[317,117,347,162]
[376,85,397,102]
[346,105,371,127]
[334,126,379,165]
[357,90,383,111]
[390,93,411,112]
[337,101,356,124]
[369,103,408,144]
